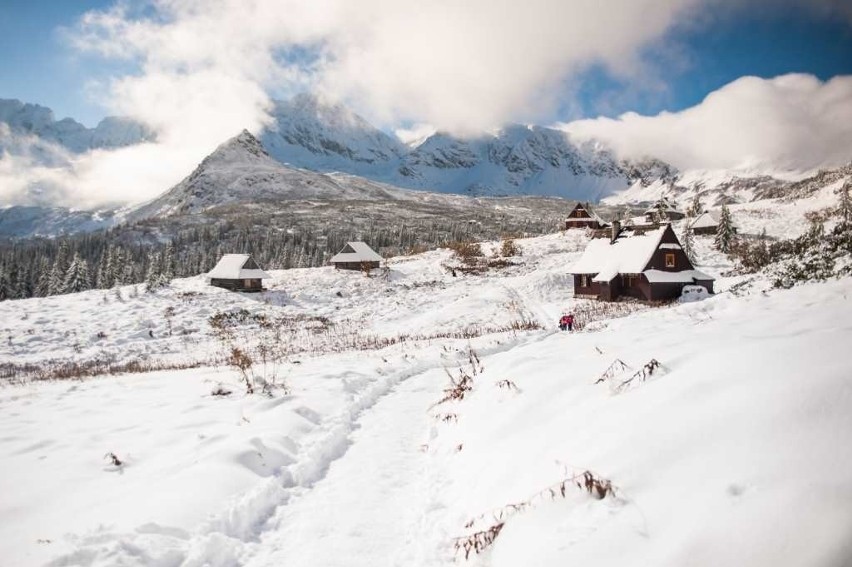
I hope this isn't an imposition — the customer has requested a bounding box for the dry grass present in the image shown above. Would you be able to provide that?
[453,470,616,559]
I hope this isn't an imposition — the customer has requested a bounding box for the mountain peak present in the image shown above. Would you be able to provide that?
[204,129,271,164]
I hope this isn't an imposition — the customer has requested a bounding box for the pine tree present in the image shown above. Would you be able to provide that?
[145,252,163,292]
[681,221,696,263]
[35,258,51,297]
[161,243,175,283]
[715,204,736,253]
[0,265,10,301]
[49,241,71,295]
[63,253,91,294]
[689,195,703,217]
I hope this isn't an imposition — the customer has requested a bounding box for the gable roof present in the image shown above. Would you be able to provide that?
[567,203,605,223]
[689,211,719,229]
[570,225,670,277]
[330,242,382,264]
[208,254,271,279]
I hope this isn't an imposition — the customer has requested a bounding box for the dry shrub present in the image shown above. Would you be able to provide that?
[569,299,664,331]
[434,412,458,423]
[595,358,662,393]
[500,238,521,257]
[593,359,631,384]
[495,379,519,391]
[454,470,616,559]
[2,358,204,383]
[448,241,483,264]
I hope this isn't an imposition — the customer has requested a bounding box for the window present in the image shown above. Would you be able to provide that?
[665,253,676,268]
[580,274,590,287]
[622,274,636,287]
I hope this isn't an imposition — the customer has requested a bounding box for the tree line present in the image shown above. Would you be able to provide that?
[0,210,560,301]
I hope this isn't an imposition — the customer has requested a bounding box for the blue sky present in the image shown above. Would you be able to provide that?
[0,1,850,127]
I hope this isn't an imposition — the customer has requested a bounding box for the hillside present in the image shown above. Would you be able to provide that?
[1,187,851,566]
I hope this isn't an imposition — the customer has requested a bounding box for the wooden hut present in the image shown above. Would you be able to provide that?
[570,223,714,302]
[565,203,606,230]
[689,211,719,235]
[208,254,271,292]
[644,198,686,222]
[330,242,382,271]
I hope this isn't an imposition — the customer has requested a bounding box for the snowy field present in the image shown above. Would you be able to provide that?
[1,198,851,566]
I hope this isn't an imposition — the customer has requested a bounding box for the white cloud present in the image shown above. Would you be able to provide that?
[559,74,852,171]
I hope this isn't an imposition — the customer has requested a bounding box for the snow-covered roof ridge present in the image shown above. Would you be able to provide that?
[570,225,669,275]
[207,254,271,279]
[330,241,382,263]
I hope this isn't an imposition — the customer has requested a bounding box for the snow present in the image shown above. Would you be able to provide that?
[208,254,272,280]
[643,268,712,283]
[1,214,851,566]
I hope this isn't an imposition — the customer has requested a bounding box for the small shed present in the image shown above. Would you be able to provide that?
[570,223,714,302]
[689,211,719,235]
[330,242,382,271]
[208,254,271,292]
[565,203,606,230]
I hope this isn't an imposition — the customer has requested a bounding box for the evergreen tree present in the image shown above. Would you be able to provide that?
[48,241,71,295]
[715,204,736,253]
[689,194,703,217]
[145,252,163,292]
[161,243,175,283]
[681,221,696,263]
[0,265,10,301]
[35,258,51,298]
[63,253,91,294]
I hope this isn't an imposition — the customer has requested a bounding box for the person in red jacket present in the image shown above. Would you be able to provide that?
[566,313,575,332]
[559,315,569,331]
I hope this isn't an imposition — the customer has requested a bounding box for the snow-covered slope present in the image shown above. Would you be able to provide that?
[602,165,852,210]
[0,98,155,154]
[1,195,851,566]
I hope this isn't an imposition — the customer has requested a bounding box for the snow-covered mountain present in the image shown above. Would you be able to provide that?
[0,98,155,154]
[260,94,647,200]
[260,94,407,173]
[127,130,422,221]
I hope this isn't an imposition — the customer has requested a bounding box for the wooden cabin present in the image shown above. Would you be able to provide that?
[330,242,382,271]
[570,222,714,302]
[208,254,271,292]
[689,211,719,235]
[644,198,686,223]
[565,203,606,230]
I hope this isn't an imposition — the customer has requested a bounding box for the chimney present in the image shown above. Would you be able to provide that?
[610,220,621,243]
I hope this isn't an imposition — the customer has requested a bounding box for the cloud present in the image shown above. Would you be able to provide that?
[69,0,713,134]
[558,74,852,171]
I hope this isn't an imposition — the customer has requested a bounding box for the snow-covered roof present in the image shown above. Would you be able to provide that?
[690,211,720,229]
[330,242,382,264]
[571,226,669,275]
[208,254,271,279]
[644,269,713,283]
